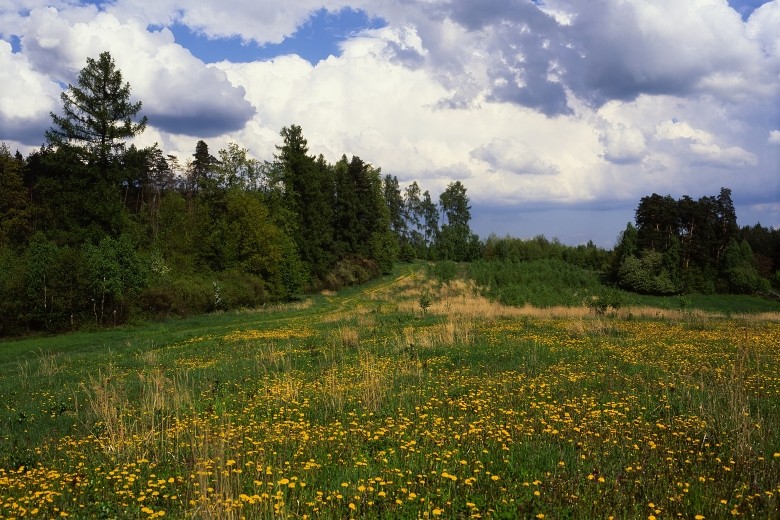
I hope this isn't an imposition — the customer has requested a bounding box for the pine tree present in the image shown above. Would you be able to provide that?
[46,51,147,183]
[44,51,147,238]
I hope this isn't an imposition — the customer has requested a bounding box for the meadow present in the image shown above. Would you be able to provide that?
[1,263,779,519]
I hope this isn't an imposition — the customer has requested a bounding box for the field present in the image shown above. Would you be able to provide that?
[1,263,779,519]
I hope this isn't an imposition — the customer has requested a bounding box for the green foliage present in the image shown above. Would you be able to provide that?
[587,288,624,315]
[617,250,681,295]
[435,181,480,262]
[428,260,459,284]
[0,145,31,249]
[83,234,148,324]
[418,290,432,314]
[0,248,26,335]
[484,234,610,271]
[721,240,769,294]
[626,187,773,295]
[469,258,607,307]
[322,257,381,291]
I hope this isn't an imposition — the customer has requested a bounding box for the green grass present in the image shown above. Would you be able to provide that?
[626,292,780,314]
[1,263,779,518]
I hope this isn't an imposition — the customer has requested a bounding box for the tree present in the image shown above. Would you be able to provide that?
[216,143,264,191]
[721,239,767,294]
[46,51,147,182]
[276,126,334,280]
[436,181,478,261]
[383,174,406,244]
[0,144,30,249]
[635,193,678,252]
[187,140,219,195]
[439,180,471,229]
[44,51,147,239]
[420,190,439,251]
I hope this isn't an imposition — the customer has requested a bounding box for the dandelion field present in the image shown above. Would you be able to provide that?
[1,264,779,519]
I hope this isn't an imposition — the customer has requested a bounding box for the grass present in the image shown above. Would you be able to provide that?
[1,262,779,518]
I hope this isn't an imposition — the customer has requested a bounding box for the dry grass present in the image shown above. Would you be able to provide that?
[333,325,360,349]
[36,349,62,377]
[359,352,388,412]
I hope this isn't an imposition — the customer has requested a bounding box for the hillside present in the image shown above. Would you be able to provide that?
[1,264,779,518]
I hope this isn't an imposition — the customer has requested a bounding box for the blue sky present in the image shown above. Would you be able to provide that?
[164,8,387,65]
[1,0,779,245]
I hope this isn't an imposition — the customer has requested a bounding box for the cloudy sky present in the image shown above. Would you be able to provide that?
[1,0,779,246]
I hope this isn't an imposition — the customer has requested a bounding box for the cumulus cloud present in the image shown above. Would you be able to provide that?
[10,8,255,138]
[471,138,559,176]
[601,124,647,165]
[768,130,780,144]
[562,0,763,103]
[655,120,758,168]
[0,40,60,144]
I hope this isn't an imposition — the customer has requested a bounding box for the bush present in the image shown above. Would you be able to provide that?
[469,258,607,308]
[617,251,680,295]
[428,260,459,284]
[322,257,381,291]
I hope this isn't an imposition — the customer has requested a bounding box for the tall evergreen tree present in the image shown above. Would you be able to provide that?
[46,51,147,184]
[275,125,333,280]
[635,194,679,252]
[44,51,147,239]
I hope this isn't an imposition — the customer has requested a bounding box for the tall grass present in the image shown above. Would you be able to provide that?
[0,263,778,518]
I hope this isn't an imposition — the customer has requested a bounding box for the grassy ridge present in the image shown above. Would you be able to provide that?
[1,264,779,518]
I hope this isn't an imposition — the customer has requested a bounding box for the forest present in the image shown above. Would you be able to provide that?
[1,51,778,336]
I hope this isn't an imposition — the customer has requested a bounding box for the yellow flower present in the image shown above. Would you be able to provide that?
[433,508,443,516]
[695,516,705,520]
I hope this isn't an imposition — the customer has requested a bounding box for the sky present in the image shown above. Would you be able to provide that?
[1,0,779,247]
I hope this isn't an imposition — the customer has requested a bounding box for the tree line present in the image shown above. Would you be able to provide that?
[0,52,479,335]
[2,52,777,336]
[610,188,780,295]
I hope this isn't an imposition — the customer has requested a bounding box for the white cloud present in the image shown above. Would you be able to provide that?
[601,124,647,164]
[770,130,780,144]
[0,39,60,144]
[655,119,758,168]
[471,138,559,176]
[11,8,255,139]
